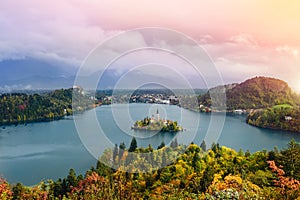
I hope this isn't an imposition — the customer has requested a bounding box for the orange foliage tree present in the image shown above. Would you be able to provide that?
[0,177,12,200]
[267,160,300,199]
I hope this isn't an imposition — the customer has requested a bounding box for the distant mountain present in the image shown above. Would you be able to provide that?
[0,75,77,90]
[0,58,200,90]
[0,58,75,80]
[199,77,298,110]
[0,58,77,90]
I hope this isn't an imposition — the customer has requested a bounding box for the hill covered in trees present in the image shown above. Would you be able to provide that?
[199,77,299,110]
[198,76,300,132]
[247,104,300,133]
[0,87,95,125]
[1,140,300,199]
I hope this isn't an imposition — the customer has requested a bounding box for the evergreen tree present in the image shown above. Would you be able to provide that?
[211,142,220,153]
[113,144,119,162]
[51,178,63,198]
[174,138,178,147]
[278,139,300,179]
[148,144,153,152]
[128,137,137,152]
[200,140,206,152]
[192,152,201,173]
[170,138,178,148]
[119,142,126,150]
[245,150,251,157]
[61,178,68,196]
[119,142,126,161]
[199,166,214,192]
[12,183,24,200]
[268,150,277,161]
[66,168,77,191]
[157,141,165,150]
[161,151,168,167]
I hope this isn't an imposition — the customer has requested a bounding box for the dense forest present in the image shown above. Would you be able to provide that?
[247,104,300,133]
[199,77,299,110]
[0,88,95,125]
[198,76,300,132]
[1,139,299,199]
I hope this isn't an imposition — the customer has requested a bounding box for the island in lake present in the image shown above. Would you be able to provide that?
[132,109,183,132]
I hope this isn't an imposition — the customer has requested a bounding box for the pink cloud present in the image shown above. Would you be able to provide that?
[0,0,300,90]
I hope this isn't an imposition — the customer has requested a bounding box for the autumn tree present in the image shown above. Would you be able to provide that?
[0,178,12,200]
[267,160,300,199]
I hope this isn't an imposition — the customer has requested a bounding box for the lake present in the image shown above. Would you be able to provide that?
[0,103,300,185]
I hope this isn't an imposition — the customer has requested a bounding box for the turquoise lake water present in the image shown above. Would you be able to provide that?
[0,103,299,185]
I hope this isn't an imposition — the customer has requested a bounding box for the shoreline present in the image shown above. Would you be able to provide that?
[1,102,295,134]
[131,126,183,133]
[247,122,300,134]
[0,104,99,127]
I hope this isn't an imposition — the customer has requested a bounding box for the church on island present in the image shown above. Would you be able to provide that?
[132,109,183,132]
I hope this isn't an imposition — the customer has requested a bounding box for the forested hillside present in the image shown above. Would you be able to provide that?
[0,88,94,125]
[199,77,299,110]
[1,140,299,199]
[247,104,300,133]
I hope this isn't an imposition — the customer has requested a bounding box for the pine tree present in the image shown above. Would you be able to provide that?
[211,142,220,153]
[199,166,214,192]
[200,140,206,152]
[119,142,126,161]
[157,141,165,150]
[119,142,126,150]
[278,139,300,179]
[170,138,178,148]
[148,144,153,152]
[113,144,119,162]
[245,150,251,157]
[66,168,77,191]
[161,151,168,167]
[128,137,137,152]
[192,152,201,173]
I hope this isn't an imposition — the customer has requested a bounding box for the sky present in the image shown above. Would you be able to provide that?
[1,0,300,91]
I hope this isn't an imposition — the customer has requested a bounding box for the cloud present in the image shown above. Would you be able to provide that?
[0,84,32,92]
[1,0,300,91]
[276,45,300,58]
[229,34,258,46]
[1,0,300,67]
[201,34,300,90]
[0,0,120,66]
